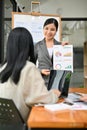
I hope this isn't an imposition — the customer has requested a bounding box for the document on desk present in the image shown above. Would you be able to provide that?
[64,92,87,110]
[53,45,73,72]
[44,102,87,111]
[44,92,87,111]
[71,102,87,110]
[44,103,72,111]
[65,92,86,103]
[35,93,87,111]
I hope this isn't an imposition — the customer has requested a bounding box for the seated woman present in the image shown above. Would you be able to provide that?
[0,27,61,122]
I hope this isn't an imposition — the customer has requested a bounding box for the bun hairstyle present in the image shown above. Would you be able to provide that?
[43,18,58,31]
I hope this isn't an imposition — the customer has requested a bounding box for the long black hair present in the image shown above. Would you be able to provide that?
[0,27,36,84]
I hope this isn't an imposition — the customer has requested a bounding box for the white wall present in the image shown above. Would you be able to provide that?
[21,0,87,17]
[5,0,87,18]
[38,0,86,17]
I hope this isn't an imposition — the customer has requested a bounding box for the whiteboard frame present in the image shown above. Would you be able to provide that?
[12,12,62,44]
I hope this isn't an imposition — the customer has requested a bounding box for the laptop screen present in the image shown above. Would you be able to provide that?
[59,70,72,98]
[48,70,72,98]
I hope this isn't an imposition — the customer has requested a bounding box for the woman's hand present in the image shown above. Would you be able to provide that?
[41,69,50,76]
[52,89,61,97]
[61,41,69,46]
[80,95,87,102]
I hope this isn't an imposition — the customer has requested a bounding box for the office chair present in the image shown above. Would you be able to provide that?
[0,98,28,130]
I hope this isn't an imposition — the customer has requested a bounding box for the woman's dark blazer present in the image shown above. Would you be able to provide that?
[34,38,61,89]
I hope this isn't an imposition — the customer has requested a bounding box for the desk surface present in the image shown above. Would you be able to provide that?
[27,88,87,128]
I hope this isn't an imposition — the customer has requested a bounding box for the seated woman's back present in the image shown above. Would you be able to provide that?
[0,27,60,122]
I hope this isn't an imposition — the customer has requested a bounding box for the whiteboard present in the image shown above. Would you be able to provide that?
[12,12,62,44]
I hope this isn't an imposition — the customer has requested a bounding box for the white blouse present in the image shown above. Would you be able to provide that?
[47,47,53,58]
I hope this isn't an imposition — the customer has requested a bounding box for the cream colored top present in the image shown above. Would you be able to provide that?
[0,61,58,122]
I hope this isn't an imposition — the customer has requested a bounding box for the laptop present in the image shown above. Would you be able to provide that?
[48,70,72,98]
[58,70,72,98]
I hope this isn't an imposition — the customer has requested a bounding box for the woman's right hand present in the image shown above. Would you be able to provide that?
[41,69,50,76]
[52,89,61,97]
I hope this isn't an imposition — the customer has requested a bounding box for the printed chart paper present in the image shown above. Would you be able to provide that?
[53,45,73,72]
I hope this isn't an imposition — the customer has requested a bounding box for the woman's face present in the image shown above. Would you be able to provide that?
[43,23,57,41]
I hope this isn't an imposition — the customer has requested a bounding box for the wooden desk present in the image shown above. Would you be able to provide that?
[27,88,87,128]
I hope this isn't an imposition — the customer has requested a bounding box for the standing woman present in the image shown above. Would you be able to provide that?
[34,18,68,89]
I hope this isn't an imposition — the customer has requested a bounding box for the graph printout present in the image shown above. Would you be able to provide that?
[53,45,73,72]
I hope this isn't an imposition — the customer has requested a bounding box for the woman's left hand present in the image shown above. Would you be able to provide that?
[61,41,69,46]
[80,95,87,102]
